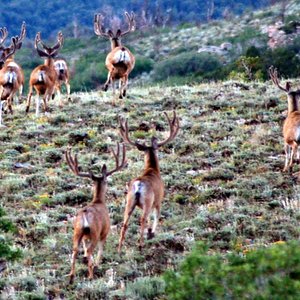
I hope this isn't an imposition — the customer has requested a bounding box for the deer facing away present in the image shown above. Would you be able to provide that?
[65,143,127,284]
[94,12,136,102]
[269,66,300,173]
[118,111,179,252]
[26,31,64,116]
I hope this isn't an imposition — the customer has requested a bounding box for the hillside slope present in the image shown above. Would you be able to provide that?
[0,80,299,298]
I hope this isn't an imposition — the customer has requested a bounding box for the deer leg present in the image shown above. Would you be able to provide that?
[122,75,128,98]
[289,143,298,172]
[118,79,124,99]
[66,82,71,101]
[0,101,4,126]
[7,95,13,115]
[25,86,33,113]
[148,207,160,240]
[283,143,291,172]
[69,232,83,284]
[56,86,63,107]
[95,239,105,266]
[139,208,151,250]
[103,72,111,92]
[35,95,41,117]
[118,198,137,253]
[86,240,97,280]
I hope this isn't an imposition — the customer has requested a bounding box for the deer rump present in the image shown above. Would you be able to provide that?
[109,47,133,79]
[1,67,18,99]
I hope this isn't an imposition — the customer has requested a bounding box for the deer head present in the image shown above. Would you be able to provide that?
[94,12,135,48]
[0,37,17,68]
[34,31,64,58]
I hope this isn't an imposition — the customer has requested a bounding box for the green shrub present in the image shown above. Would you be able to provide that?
[131,55,154,77]
[164,241,300,300]
[153,52,222,81]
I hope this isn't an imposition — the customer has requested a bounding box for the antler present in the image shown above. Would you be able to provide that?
[0,27,8,49]
[94,14,111,38]
[65,148,93,179]
[269,66,290,92]
[118,116,147,150]
[156,111,180,147]
[34,31,63,58]
[49,31,64,56]
[106,143,127,176]
[120,11,136,37]
[15,21,26,50]
[1,37,17,61]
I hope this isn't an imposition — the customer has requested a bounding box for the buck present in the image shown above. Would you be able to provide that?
[65,143,127,283]
[94,12,136,101]
[54,57,71,101]
[0,22,26,121]
[269,66,300,173]
[26,31,64,116]
[118,111,179,252]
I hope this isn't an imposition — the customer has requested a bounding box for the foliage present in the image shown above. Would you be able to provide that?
[164,241,300,300]
[0,208,22,262]
[153,52,222,81]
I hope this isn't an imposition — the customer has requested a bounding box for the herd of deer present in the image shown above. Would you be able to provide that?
[1,12,300,283]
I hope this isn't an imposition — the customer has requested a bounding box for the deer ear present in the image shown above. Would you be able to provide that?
[116,29,122,37]
[107,30,114,38]
[101,164,107,176]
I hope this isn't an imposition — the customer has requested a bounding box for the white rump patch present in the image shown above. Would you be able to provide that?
[82,213,89,228]
[295,127,300,142]
[5,71,16,84]
[114,50,131,63]
[54,60,68,71]
[7,62,19,69]
[38,71,45,82]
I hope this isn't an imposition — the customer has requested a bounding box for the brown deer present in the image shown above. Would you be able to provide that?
[0,22,26,119]
[118,111,179,252]
[94,12,136,101]
[65,143,127,284]
[54,57,71,101]
[26,31,63,116]
[269,66,300,173]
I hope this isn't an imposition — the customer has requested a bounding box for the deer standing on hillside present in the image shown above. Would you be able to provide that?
[94,12,136,102]
[26,31,63,116]
[0,22,26,123]
[54,57,71,101]
[118,111,179,252]
[269,66,300,173]
[65,143,127,284]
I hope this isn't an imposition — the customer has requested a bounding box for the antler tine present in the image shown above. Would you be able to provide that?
[157,111,180,147]
[65,148,92,179]
[268,66,289,92]
[49,31,64,55]
[34,32,41,49]
[121,11,136,37]
[106,143,127,176]
[0,27,8,49]
[15,21,26,49]
[3,37,17,61]
[118,116,136,147]
[94,13,110,38]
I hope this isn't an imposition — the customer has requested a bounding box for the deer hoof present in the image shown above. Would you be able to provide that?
[102,85,108,92]
[69,274,75,284]
[147,229,155,240]
[82,256,88,265]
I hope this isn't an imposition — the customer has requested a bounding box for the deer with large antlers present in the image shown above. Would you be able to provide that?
[0,22,26,122]
[65,143,127,284]
[118,111,179,252]
[269,66,300,173]
[26,31,64,116]
[94,12,136,102]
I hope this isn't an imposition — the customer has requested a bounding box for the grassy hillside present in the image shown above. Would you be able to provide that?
[0,79,299,298]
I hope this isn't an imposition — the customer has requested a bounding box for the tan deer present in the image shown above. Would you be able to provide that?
[118,111,179,252]
[94,12,136,101]
[54,57,71,101]
[269,66,300,173]
[26,31,63,116]
[0,22,26,120]
[65,143,127,284]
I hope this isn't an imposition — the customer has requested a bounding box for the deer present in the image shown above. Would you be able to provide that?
[94,12,136,102]
[26,31,63,116]
[54,57,71,101]
[117,111,179,253]
[65,143,127,284]
[0,22,26,120]
[269,66,300,173]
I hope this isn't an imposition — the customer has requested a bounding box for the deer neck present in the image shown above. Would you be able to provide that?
[44,57,54,68]
[92,181,107,204]
[287,92,300,114]
[144,149,160,174]
[111,39,121,50]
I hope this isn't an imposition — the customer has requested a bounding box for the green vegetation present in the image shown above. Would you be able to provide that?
[164,241,300,299]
